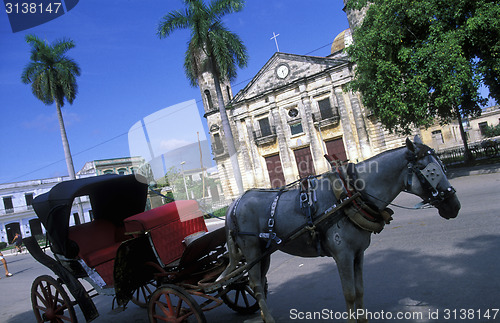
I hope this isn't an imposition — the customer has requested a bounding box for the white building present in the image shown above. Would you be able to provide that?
[0,157,144,244]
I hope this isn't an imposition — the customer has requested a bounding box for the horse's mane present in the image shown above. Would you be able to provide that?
[355,146,405,165]
[354,142,432,166]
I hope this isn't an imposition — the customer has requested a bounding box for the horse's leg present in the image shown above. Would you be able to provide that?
[239,237,275,323]
[334,253,357,323]
[260,254,271,298]
[218,232,240,281]
[354,252,368,323]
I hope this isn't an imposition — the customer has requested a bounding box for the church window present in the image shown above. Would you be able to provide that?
[288,108,299,118]
[103,170,114,175]
[213,133,223,151]
[204,90,214,110]
[117,168,127,175]
[226,86,232,100]
[290,122,304,136]
[259,118,273,137]
[318,98,335,119]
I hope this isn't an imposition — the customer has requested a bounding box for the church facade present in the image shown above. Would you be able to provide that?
[200,39,408,198]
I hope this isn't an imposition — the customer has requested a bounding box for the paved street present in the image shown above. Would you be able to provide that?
[1,172,499,322]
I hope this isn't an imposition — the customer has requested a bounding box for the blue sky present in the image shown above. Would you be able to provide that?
[0,0,350,183]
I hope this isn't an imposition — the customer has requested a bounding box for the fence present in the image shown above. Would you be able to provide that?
[436,139,500,165]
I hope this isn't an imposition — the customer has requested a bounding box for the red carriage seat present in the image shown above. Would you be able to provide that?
[68,219,129,286]
[123,200,207,266]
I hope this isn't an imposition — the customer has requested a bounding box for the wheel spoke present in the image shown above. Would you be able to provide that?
[175,297,183,318]
[233,290,240,304]
[31,276,76,323]
[149,285,205,323]
[241,290,250,307]
[244,285,256,298]
[55,313,73,322]
[155,300,172,318]
[33,304,48,312]
[34,290,49,308]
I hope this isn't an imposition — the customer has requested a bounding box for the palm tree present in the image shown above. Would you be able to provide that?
[157,0,248,195]
[21,34,80,181]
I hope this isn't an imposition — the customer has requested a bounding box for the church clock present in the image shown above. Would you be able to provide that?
[276,64,289,79]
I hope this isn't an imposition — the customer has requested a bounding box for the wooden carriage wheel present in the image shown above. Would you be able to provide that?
[221,274,262,315]
[31,275,77,323]
[148,284,206,323]
[131,280,158,308]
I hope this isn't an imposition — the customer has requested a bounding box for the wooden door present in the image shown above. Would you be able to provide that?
[293,146,316,179]
[325,137,347,162]
[265,154,286,188]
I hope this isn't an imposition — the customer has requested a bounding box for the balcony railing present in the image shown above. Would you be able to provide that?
[211,142,226,157]
[312,111,340,127]
[253,126,277,146]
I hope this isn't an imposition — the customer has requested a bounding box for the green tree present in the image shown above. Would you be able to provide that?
[157,0,248,194]
[346,0,500,162]
[21,34,81,179]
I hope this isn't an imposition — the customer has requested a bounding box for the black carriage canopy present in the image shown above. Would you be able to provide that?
[32,174,149,257]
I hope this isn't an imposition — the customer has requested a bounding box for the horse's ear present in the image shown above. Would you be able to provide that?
[413,135,423,145]
[406,138,415,152]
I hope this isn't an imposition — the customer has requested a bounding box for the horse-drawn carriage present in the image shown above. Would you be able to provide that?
[24,174,257,322]
[24,137,461,323]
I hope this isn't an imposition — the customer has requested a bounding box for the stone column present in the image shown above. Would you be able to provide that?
[334,86,359,161]
[237,118,256,188]
[244,117,267,187]
[270,101,294,183]
[299,83,324,173]
[348,91,372,159]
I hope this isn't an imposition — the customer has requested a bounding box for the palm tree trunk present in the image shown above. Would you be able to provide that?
[56,102,76,179]
[211,63,244,195]
[56,102,84,222]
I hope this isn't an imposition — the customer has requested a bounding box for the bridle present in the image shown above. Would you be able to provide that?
[405,146,456,207]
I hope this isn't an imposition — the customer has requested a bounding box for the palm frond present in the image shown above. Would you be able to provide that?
[157,9,191,38]
[52,38,76,56]
[22,34,80,107]
[159,0,248,87]
[209,0,244,20]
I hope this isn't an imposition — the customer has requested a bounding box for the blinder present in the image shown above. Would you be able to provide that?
[406,148,455,207]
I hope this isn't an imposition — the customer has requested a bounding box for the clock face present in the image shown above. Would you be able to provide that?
[276,64,289,79]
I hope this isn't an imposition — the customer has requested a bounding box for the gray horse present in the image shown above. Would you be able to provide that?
[220,137,460,323]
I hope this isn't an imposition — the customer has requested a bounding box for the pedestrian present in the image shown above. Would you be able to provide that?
[11,233,22,253]
[0,251,13,278]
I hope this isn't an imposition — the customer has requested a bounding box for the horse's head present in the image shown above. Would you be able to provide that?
[405,137,460,219]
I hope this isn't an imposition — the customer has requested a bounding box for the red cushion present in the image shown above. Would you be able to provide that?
[94,260,115,286]
[123,201,207,265]
[124,200,205,233]
[68,219,123,267]
[81,243,121,268]
[151,217,208,265]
